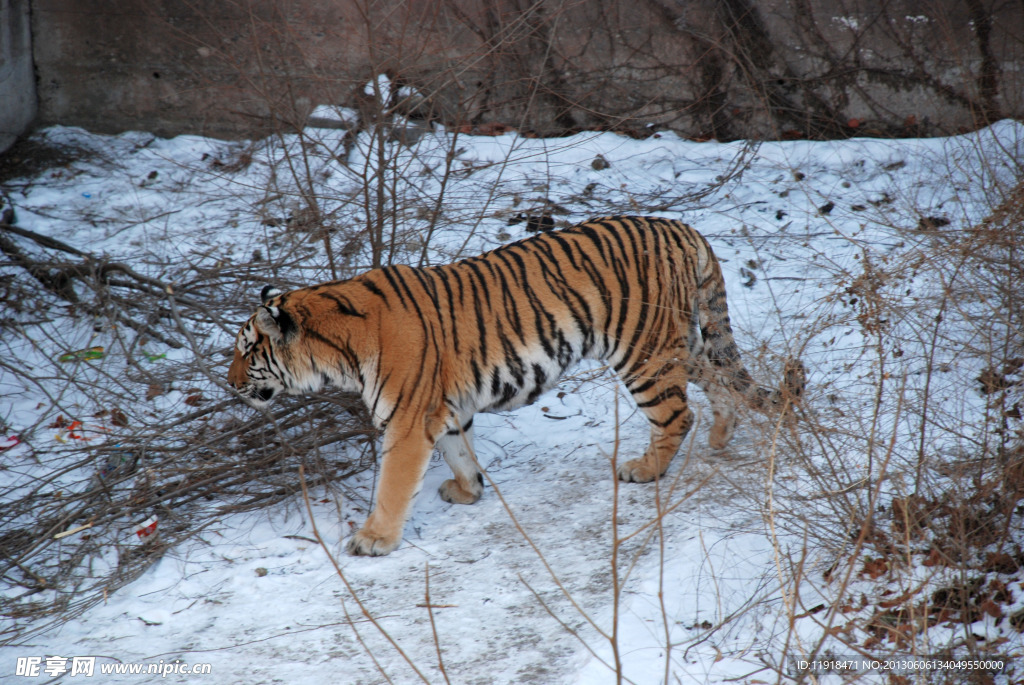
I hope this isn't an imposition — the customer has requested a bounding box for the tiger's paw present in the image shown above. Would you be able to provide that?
[438,477,483,505]
[345,528,401,556]
[616,459,663,483]
[708,418,735,450]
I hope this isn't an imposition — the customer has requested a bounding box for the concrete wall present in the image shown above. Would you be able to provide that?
[28,0,1024,141]
[0,0,36,152]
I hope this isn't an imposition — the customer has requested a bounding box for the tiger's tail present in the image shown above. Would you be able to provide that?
[693,261,805,411]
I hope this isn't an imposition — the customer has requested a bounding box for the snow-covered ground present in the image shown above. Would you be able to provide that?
[2,118,1022,683]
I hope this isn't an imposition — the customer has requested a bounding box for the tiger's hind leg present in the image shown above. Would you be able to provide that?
[436,418,484,505]
[706,384,737,450]
[617,360,694,482]
[690,356,737,450]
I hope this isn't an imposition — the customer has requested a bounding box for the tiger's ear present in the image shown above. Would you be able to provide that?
[260,285,283,305]
[254,305,297,344]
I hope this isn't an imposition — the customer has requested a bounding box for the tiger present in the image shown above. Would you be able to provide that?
[228,216,804,556]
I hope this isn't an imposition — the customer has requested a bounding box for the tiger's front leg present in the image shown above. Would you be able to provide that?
[346,429,435,556]
[435,419,484,505]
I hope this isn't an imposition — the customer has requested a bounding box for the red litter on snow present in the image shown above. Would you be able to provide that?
[0,436,21,452]
[54,420,92,443]
[135,516,158,540]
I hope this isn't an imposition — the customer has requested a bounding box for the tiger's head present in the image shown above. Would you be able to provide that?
[228,285,306,408]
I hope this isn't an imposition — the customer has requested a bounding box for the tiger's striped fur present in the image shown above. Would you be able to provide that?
[228,216,804,556]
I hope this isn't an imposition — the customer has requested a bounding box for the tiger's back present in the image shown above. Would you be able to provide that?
[228,216,803,555]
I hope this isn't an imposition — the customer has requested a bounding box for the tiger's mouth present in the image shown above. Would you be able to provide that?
[237,384,277,406]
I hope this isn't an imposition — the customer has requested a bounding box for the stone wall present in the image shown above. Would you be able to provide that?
[1,0,36,152]
[28,0,1024,141]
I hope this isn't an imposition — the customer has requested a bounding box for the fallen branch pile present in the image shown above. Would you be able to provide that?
[0,201,375,643]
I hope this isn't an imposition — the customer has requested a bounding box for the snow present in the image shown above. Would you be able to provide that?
[2,119,1023,683]
[308,105,360,128]
[365,74,392,101]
